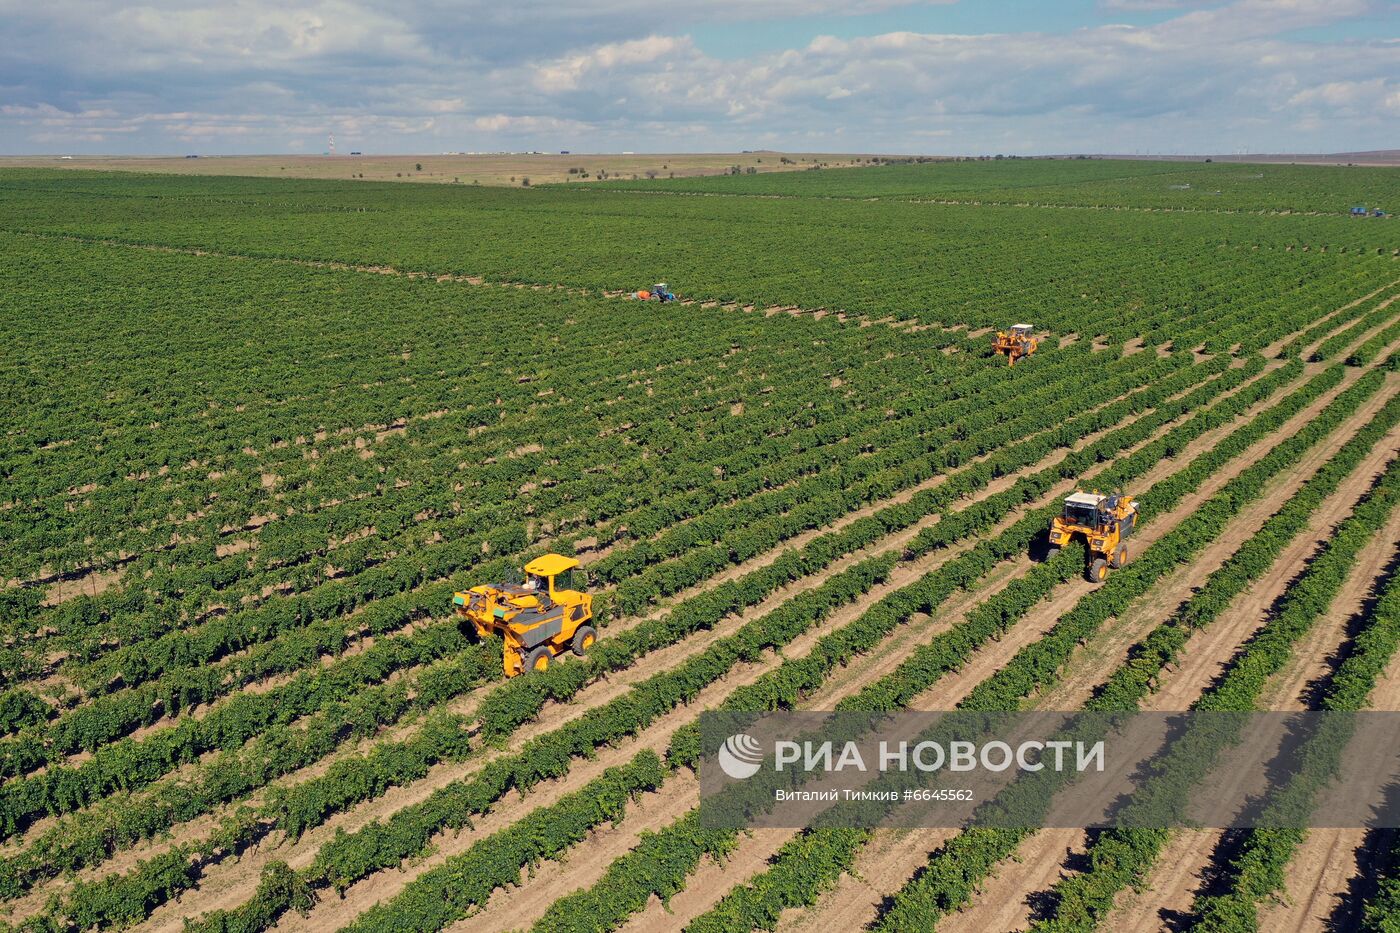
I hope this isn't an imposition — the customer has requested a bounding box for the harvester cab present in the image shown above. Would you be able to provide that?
[452,553,596,677]
[993,323,1039,366]
[1047,490,1138,583]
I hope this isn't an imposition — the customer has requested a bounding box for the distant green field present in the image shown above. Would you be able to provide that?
[588,157,1399,213]
[1,167,1393,336]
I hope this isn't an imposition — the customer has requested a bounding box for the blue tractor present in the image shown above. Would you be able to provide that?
[634,282,676,302]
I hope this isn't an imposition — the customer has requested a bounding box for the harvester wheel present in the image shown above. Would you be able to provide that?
[1112,542,1130,568]
[1087,558,1109,584]
[1045,545,1061,561]
[525,645,552,673]
[572,625,597,657]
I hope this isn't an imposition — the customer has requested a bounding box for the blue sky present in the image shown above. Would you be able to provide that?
[688,1,1396,57]
[1,0,1396,155]
[688,1,1182,57]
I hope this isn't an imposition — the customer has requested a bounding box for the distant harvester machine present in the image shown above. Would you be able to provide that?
[993,323,1039,366]
[1048,490,1138,583]
[452,554,596,677]
[633,282,677,302]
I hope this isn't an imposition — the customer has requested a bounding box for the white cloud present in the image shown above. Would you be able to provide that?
[1151,0,1378,43]
[469,113,589,133]
[0,0,1396,154]
[1288,77,1400,115]
[534,36,689,92]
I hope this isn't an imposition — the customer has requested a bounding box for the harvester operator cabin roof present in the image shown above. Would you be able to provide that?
[1065,492,1105,507]
[524,553,581,576]
[1013,323,1032,330]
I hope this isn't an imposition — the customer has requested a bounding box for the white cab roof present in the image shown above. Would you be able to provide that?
[1065,492,1104,507]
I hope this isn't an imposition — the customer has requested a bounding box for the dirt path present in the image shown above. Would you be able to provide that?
[1143,423,1400,715]
[1282,642,1400,933]
[1102,827,1218,933]
[1102,434,1400,933]
[637,364,1330,933]
[1260,281,1400,359]
[763,373,1397,933]
[933,421,1400,933]
[938,829,1091,933]
[597,361,1384,933]
[1264,829,1372,933]
[1258,509,1400,713]
[1248,536,1400,933]
[175,663,742,933]
[464,769,710,933]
